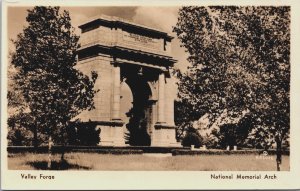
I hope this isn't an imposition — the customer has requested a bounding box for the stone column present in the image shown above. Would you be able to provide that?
[111,64,125,146]
[157,72,165,123]
[112,64,121,121]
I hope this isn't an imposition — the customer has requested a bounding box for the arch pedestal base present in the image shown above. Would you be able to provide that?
[97,121,126,146]
[96,122,180,147]
[151,124,180,147]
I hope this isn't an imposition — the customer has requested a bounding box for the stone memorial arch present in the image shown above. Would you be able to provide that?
[75,15,178,147]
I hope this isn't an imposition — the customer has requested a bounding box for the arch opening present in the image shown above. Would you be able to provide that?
[120,72,154,146]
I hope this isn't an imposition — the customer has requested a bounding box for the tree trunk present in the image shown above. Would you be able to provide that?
[47,136,52,169]
[60,125,66,162]
[61,144,65,162]
[276,140,282,171]
[33,123,38,149]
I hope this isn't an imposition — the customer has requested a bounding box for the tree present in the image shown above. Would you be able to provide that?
[173,6,290,170]
[7,112,34,146]
[7,62,48,147]
[7,63,35,146]
[125,103,151,146]
[11,6,98,168]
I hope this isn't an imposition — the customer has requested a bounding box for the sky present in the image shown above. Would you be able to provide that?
[7,6,189,71]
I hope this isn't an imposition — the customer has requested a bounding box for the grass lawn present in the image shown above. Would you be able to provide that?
[7,152,289,171]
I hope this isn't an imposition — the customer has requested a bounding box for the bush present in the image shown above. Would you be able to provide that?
[67,121,100,146]
[201,132,218,149]
[181,126,203,148]
[8,114,101,146]
[212,115,254,149]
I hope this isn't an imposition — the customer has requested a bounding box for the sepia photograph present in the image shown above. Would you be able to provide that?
[1,0,300,190]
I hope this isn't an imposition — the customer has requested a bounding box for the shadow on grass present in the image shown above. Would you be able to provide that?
[27,160,91,170]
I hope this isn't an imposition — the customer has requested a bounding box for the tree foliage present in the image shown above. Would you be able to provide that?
[173,6,290,170]
[10,6,98,148]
